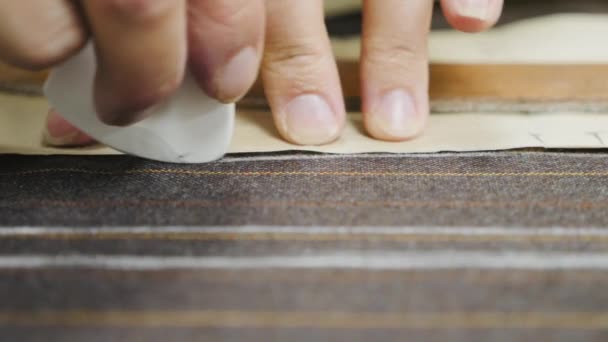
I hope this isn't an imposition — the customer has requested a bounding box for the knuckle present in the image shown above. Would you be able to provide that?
[265,38,328,70]
[364,36,425,67]
[189,0,253,28]
[263,40,333,94]
[96,0,175,23]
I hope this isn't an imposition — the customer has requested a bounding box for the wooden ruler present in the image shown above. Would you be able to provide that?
[3,61,608,107]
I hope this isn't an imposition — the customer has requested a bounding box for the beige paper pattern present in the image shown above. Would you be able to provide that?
[2,92,608,156]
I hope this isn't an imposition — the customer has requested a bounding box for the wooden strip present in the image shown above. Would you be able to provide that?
[429,64,608,101]
[208,62,608,103]
[3,61,608,102]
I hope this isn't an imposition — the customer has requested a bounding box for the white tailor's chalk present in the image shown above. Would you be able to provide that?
[44,44,235,164]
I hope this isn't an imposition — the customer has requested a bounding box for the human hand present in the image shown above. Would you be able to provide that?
[0,0,503,147]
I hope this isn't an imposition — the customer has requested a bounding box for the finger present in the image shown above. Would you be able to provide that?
[361,0,433,141]
[83,0,187,126]
[0,0,86,70]
[43,109,95,147]
[188,0,265,103]
[441,0,504,32]
[263,0,345,146]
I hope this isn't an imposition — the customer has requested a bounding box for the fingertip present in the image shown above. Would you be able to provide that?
[191,46,261,104]
[187,0,265,103]
[444,16,494,33]
[442,0,503,33]
[43,109,95,147]
[278,94,343,146]
[363,89,427,142]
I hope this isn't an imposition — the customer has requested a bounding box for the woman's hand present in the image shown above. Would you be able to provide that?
[0,0,503,147]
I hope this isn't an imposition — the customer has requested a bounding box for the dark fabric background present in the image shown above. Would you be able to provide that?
[1,151,608,341]
[2,152,608,228]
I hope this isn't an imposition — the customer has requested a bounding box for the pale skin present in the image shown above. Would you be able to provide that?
[0,0,503,147]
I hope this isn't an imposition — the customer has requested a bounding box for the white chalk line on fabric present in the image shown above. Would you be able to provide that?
[2,225,608,237]
[1,252,608,270]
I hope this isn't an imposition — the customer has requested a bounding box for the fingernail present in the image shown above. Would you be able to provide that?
[214,47,259,103]
[367,90,423,141]
[284,94,340,145]
[43,109,94,147]
[456,0,490,21]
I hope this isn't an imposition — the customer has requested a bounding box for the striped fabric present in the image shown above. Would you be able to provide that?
[1,151,608,341]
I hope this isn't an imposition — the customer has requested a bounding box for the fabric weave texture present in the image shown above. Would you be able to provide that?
[1,151,608,341]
